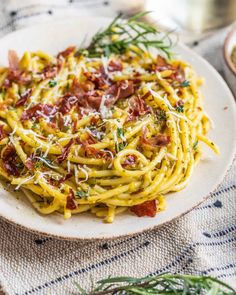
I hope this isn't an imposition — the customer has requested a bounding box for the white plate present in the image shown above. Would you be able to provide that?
[0,17,235,240]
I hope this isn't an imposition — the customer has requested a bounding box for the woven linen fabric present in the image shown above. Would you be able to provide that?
[0,1,235,294]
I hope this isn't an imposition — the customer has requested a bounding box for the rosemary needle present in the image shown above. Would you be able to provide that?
[75,273,236,295]
[75,12,173,59]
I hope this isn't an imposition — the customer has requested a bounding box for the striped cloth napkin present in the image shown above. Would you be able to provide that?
[0,1,235,294]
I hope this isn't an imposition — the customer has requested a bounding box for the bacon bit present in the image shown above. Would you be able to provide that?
[128,95,150,121]
[66,188,76,210]
[41,65,58,80]
[21,103,57,121]
[72,119,77,133]
[84,146,111,160]
[84,66,110,90]
[76,132,97,146]
[105,80,134,107]
[108,60,123,72]
[122,154,137,168]
[58,172,73,185]
[131,200,157,217]
[25,155,35,171]
[57,46,75,58]
[57,138,74,163]
[171,66,185,83]
[86,90,103,110]
[176,99,184,107]
[15,89,32,107]
[57,94,79,114]
[8,50,19,70]
[1,145,21,176]
[4,69,31,88]
[0,125,8,141]
[90,116,100,126]
[141,127,170,148]
[156,55,172,72]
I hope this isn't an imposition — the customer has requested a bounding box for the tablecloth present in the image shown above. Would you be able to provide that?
[0,1,235,294]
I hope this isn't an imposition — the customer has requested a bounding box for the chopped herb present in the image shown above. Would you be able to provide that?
[0,89,6,97]
[181,80,190,87]
[76,191,88,199]
[156,109,166,122]
[115,142,126,153]
[87,125,96,131]
[35,161,43,169]
[62,126,70,132]
[48,80,57,87]
[32,122,38,129]
[176,105,184,113]
[117,127,124,138]
[16,163,24,169]
[193,140,198,150]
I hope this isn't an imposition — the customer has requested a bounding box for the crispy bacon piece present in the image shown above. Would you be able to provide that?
[25,155,35,171]
[108,60,123,72]
[21,103,57,121]
[4,69,31,88]
[57,46,75,59]
[0,125,7,141]
[122,154,137,168]
[128,95,150,121]
[58,172,73,185]
[57,138,74,163]
[84,66,110,90]
[86,90,103,110]
[66,188,76,210]
[83,146,112,160]
[57,94,79,114]
[41,65,58,80]
[104,80,134,108]
[141,127,170,148]
[1,145,21,176]
[15,89,32,107]
[131,200,157,217]
[76,132,98,147]
[8,50,19,70]
[156,55,172,72]
[171,66,185,83]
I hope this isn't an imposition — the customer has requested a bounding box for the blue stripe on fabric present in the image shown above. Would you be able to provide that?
[217,271,236,279]
[203,224,236,238]
[196,184,236,210]
[16,241,150,295]
[201,262,236,275]
[151,236,236,276]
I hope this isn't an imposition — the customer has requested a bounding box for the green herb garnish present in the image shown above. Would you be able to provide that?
[48,80,57,87]
[181,80,190,87]
[117,127,124,138]
[75,273,236,294]
[176,105,184,113]
[156,109,167,122]
[32,122,38,129]
[193,140,198,150]
[75,12,173,59]
[76,191,88,199]
[115,142,126,153]
[62,126,70,132]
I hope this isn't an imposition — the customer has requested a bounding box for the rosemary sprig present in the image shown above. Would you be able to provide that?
[75,273,236,295]
[76,12,173,59]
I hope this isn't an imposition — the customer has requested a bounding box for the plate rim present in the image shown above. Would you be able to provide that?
[0,18,235,240]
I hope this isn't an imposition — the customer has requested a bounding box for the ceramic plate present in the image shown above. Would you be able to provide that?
[0,17,235,240]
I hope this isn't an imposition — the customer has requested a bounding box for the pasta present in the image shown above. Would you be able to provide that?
[0,18,219,223]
